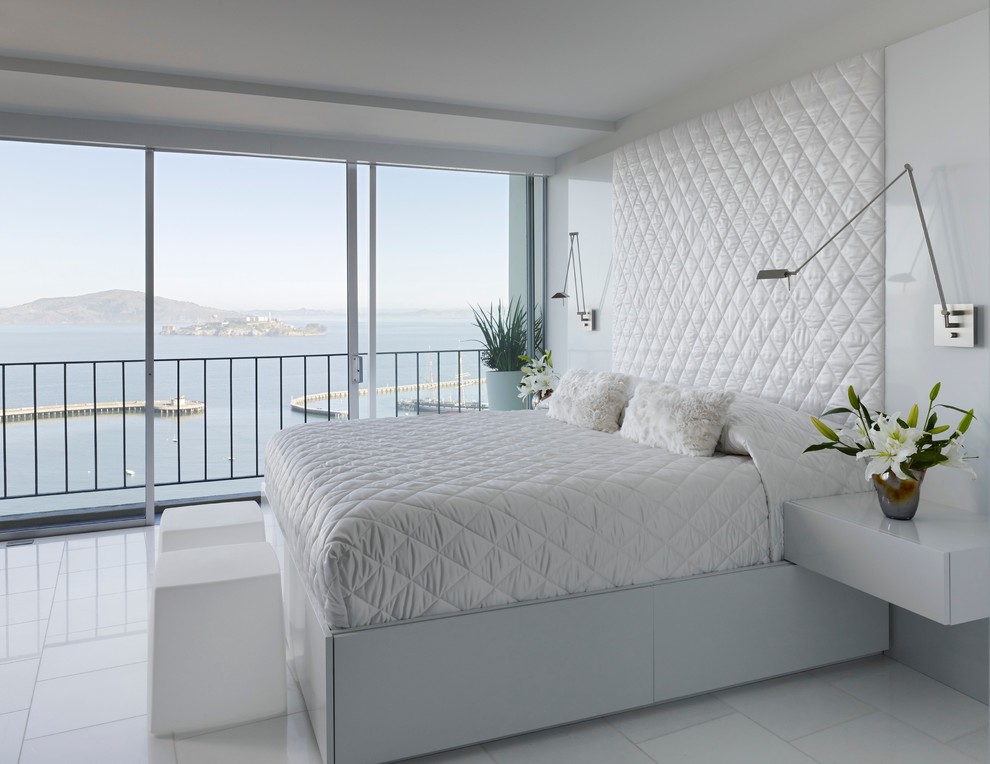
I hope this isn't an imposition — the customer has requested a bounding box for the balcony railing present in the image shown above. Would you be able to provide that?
[0,350,487,504]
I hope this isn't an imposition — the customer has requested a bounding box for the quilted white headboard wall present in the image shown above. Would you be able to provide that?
[612,51,885,413]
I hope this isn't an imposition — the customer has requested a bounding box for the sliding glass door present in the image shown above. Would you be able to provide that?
[153,153,348,504]
[0,141,146,529]
[371,167,543,416]
[0,139,544,534]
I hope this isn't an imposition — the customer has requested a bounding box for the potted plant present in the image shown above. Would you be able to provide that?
[806,383,976,520]
[470,299,542,411]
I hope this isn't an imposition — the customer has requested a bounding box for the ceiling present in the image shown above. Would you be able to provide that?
[0,0,985,167]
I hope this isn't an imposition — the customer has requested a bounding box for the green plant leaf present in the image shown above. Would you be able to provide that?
[959,409,974,434]
[937,403,976,417]
[804,443,838,453]
[822,407,854,417]
[930,382,941,401]
[930,425,950,434]
[848,386,860,409]
[469,298,541,371]
[810,417,839,442]
[906,404,919,428]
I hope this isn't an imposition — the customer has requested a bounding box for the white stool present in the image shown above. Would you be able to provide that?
[159,501,265,552]
[149,542,287,736]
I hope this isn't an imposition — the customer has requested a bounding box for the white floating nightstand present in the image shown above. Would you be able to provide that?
[784,493,990,626]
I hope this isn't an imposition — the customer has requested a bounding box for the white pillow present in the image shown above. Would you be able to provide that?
[620,382,734,456]
[546,369,631,433]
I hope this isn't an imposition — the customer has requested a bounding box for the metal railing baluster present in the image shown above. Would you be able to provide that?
[176,359,182,485]
[33,364,39,495]
[91,362,98,491]
[254,357,260,476]
[203,359,208,481]
[1,365,7,498]
[228,358,234,479]
[0,349,484,505]
[63,365,68,493]
[121,362,127,487]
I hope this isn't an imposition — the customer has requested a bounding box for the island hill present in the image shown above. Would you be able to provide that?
[162,314,326,337]
[0,289,328,336]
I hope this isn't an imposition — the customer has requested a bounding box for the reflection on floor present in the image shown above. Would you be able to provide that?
[1,516,987,764]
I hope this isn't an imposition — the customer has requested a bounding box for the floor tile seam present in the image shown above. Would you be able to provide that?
[53,586,150,604]
[45,621,149,643]
[22,711,147,744]
[36,655,148,684]
[32,657,147,693]
[831,678,990,744]
[946,724,990,748]
[604,700,735,746]
[787,708,968,753]
[172,708,305,742]
[714,680,880,741]
[16,549,59,764]
[629,710,817,761]
[57,559,153,579]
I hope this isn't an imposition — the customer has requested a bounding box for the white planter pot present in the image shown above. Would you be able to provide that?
[485,370,526,411]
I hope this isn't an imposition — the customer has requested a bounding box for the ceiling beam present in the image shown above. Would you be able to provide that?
[0,55,616,134]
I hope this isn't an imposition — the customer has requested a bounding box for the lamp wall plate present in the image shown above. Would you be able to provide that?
[934,304,975,347]
[579,310,595,332]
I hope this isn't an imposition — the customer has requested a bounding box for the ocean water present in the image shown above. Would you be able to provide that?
[0,315,490,517]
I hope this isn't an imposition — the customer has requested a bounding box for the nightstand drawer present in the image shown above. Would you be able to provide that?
[784,493,989,625]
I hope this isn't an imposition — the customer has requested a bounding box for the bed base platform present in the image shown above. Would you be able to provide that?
[280,540,888,764]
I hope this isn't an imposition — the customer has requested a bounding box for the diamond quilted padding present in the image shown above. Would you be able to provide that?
[612,51,884,415]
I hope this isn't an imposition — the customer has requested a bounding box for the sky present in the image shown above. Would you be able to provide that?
[0,140,514,313]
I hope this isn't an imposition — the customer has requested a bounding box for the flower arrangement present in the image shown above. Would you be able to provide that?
[806,383,976,481]
[517,350,557,404]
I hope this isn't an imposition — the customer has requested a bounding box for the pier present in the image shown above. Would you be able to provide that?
[290,378,485,417]
[0,396,205,424]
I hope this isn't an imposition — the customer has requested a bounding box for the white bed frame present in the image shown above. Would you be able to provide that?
[266,493,888,764]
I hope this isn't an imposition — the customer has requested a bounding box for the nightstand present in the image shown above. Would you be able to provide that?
[783,492,990,625]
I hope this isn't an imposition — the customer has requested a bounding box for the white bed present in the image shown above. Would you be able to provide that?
[264,393,887,764]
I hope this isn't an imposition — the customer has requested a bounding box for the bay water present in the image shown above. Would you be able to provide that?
[0,314,489,517]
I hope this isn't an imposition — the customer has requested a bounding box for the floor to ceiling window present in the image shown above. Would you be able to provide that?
[0,140,545,534]
[0,141,146,528]
[373,167,544,415]
[153,152,347,504]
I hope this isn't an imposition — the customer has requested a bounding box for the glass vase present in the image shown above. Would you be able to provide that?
[872,469,926,521]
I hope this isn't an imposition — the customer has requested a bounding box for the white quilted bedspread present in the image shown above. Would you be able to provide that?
[266,397,865,631]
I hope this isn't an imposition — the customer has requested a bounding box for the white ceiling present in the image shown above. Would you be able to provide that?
[0,0,985,168]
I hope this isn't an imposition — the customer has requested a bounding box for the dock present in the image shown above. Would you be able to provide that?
[290,378,485,417]
[0,396,205,424]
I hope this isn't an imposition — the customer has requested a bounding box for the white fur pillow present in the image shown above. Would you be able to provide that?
[620,382,734,456]
[546,369,630,433]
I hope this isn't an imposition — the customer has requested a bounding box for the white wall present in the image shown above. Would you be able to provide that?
[885,10,990,512]
[546,172,615,373]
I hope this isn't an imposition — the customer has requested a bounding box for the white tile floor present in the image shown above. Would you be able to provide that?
[1,518,987,764]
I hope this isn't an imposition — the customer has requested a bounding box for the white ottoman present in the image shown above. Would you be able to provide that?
[149,542,287,736]
[159,501,265,552]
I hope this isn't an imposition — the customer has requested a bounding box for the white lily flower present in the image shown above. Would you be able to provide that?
[941,438,977,479]
[516,376,535,399]
[856,414,921,480]
[837,419,872,449]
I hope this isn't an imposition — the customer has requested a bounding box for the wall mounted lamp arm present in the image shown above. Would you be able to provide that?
[756,164,957,330]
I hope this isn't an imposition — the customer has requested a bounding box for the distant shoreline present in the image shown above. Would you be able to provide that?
[161,316,326,337]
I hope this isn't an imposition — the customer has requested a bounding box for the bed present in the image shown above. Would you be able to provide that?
[264,391,888,764]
